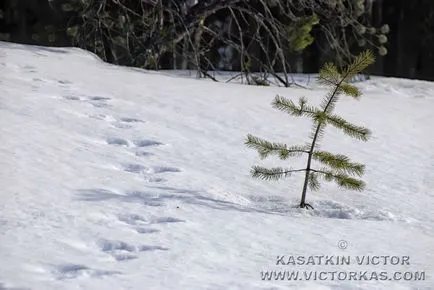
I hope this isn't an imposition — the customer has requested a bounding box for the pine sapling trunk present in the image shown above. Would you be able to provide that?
[300,76,346,209]
[300,163,311,209]
[300,124,324,209]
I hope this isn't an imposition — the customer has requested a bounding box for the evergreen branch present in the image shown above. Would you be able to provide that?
[251,166,306,181]
[308,172,321,191]
[312,151,365,176]
[278,145,310,159]
[342,50,375,82]
[312,169,366,191]
[245,134,308,159]
[338,82,362,99]
[272,95,317,118]
[317,76,337,87]
[318,62,341,85]
[325,114,371,141]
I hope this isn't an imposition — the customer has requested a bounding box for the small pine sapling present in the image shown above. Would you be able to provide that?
[245,50,374,209]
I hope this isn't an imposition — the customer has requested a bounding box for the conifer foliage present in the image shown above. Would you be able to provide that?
[245,50,375,209]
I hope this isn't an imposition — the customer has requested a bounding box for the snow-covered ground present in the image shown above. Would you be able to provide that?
[1,41,433,290]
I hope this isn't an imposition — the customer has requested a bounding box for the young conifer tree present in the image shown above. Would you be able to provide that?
[245,50,374,209]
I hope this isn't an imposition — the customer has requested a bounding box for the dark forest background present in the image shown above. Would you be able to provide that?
[1,0,433,83]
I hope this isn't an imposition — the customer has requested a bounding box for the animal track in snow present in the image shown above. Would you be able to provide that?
[152,216,185,224]
[135,228,160,234]
[137,245,168,251]
[63,95,81,101]
[144,176,166,183]
[121,163,180,175]
[118,213,184,226]
[117,213,148,226]
[112,123,133,129]
[106,137,163,148]
[118,214,160,234]
[113,213,160,234]
[99,240,137,261]
[88,114,145,129]
[98,239,167,261]
[89,96,110,101]
[118,163,178,184]
[61,95,112,108]
[148,166,181,174]
[135,151,154,157]
[86,96,112,108]
[57,79,72,85]
[122,163,147,173]
[52,263,120,280]
[119,117,144,123]
[133,139,163,147]
[117,213,182,234]
[106,137,130,146]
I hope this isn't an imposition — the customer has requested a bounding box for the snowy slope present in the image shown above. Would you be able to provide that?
[0,41,433,290]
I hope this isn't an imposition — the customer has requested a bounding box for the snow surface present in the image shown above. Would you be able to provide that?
[0,41,433,290]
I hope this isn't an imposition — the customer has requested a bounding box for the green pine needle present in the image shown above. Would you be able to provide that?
[342,50,375,81]
[312,151,365,176]
[272,95,317,118]
[245,134,308,159]
[325,114,371,141]
[339,83,362,99]
[315,169,366,191]
[318,62,341,85]
[251,166,304,181]
[308,172,321,191]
